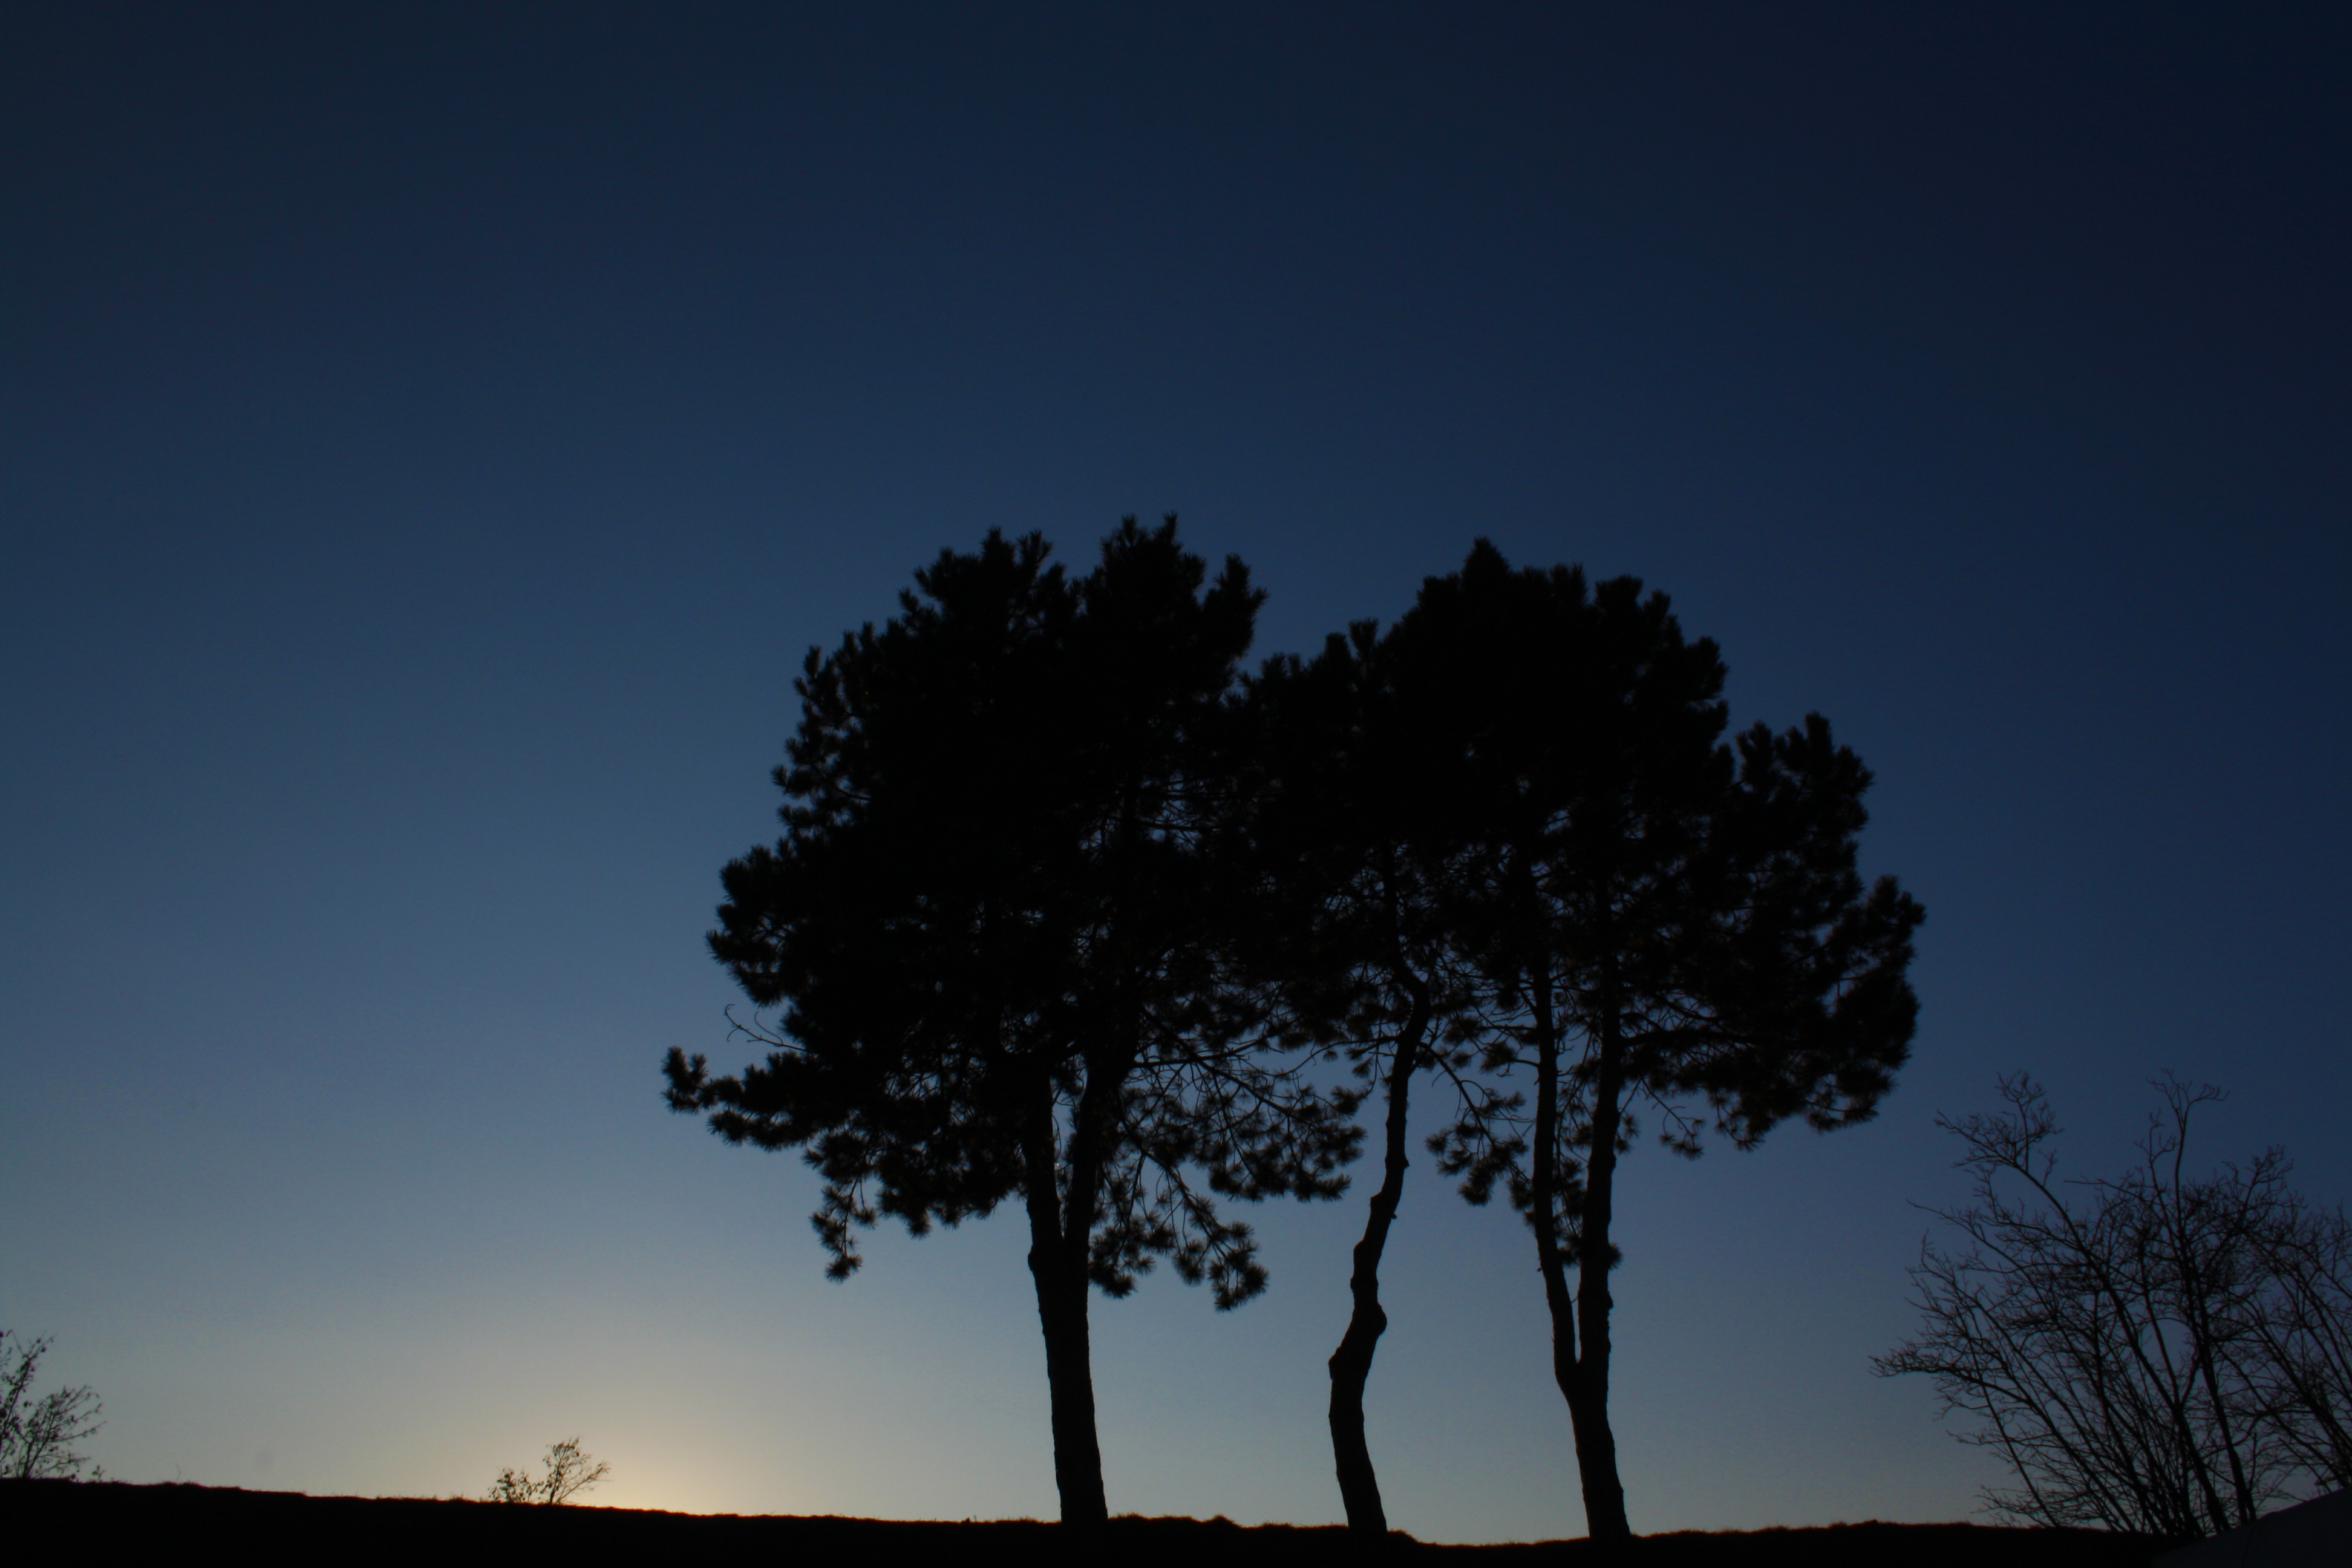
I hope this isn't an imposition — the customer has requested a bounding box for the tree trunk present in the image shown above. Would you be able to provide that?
[1024,1097,1108,1527]
[1327,970,1431,1534]
[1027,1238,1108,1527]
[1568,1007,1632,1546]
[1526,961,1634,1548]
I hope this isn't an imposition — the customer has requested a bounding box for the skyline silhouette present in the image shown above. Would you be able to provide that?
[2,2,2345,1540]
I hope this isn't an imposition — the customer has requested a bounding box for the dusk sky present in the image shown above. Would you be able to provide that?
[3,3,2346,1543]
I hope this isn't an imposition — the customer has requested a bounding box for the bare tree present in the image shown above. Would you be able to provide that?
[1877,1076,2352,1538]
[485,1437,610,1504]
[0,1330,103,1481]
[2244,1181,2352,1488]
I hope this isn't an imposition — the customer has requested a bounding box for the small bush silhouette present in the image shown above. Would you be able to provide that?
[484,1437,609,1504]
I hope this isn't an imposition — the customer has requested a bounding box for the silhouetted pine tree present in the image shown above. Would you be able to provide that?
[664,519,1361,1526]
[1406,541,1924,1547]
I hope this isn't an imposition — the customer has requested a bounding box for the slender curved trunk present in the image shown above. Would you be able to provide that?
[1022,1085,1109,1527]
[1328,968,1432,1534]
[1569,1004,1632,1545]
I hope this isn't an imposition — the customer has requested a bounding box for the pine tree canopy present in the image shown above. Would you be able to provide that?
[664,520,1362,1305]
[1410,540,1923,1243]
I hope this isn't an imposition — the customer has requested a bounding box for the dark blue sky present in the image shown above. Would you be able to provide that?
[4,2,2345,1538]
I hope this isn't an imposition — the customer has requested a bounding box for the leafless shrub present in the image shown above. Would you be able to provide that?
[484,1436,610,1504]
[0,1330,104,1480]
[1877,1075,2352,1538]
[2244,1192,2352,1486]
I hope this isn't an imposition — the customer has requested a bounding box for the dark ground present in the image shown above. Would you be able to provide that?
[0,1480,2178,1564]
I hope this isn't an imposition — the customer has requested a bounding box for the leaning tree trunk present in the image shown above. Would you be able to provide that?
[1023,1096,1109,1527]
[1567,1005,1632,1546]
[1327,972,1432,1533]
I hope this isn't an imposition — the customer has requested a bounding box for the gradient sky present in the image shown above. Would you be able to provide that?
[3,2,2347,1543]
